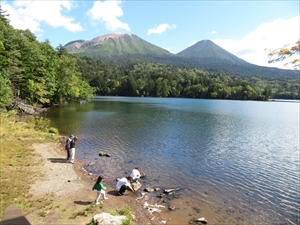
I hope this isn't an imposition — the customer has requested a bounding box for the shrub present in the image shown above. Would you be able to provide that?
[48,127,59,135]
[27,117,50,132]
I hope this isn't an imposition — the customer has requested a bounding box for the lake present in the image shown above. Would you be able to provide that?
[45,96,300,224]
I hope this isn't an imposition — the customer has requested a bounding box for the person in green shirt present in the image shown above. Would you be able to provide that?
[92,176,108,204]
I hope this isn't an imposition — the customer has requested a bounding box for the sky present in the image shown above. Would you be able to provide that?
[2,0,299,69]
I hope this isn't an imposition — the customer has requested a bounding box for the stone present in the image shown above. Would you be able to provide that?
[140,171,146,178]
[99,151,106,156]
[169,206,176,211]
[196,217,207,224]
[99,151,111,157]
[94,212,126,225]
[163,189,175,194]
[88,161,95,166]
[157,193,165,198]
[144,187,154,192]
[131,181,142,191]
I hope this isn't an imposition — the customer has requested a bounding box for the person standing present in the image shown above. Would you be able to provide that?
[130,167,141,182]
[69,136,78,164]
[65,134,74,160]
[116,176,134,195]
[92,176,108,204]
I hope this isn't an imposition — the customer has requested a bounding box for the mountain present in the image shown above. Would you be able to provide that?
[177,40,248,65]
[64,33,175,61]
[64,34,297,78]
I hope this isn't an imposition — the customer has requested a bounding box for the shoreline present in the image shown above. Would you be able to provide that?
[25,140,163,225]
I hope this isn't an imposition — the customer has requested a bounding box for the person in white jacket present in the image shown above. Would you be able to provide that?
[116,177,134,195]
[130,167,141,182]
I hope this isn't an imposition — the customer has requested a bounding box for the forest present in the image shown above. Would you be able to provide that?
[75,54,299,100]
[0,11,299,111]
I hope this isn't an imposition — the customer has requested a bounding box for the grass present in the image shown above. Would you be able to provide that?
[70,203,103,219]
[0,111,58,218]
[0,111,134,225]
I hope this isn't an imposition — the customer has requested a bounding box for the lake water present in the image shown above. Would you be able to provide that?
[45,97,300,224]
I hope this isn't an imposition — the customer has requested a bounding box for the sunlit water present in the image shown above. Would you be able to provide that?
[45,97,300,224]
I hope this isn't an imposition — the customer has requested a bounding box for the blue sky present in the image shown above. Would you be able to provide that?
[2,0,299,69]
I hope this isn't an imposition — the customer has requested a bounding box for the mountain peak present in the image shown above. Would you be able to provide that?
[177,39,248,65]
[64,33,173,58]
[91,33,134,42]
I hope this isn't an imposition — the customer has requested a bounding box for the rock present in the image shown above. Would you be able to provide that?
[155,188,160,192]
[196,217,207,224]
[140,171,146,178]
[163,189,174,193]
[144,187,154,192]
[94,212,126,225]
[99,151,106,156]
[10,97,47,115]
[168,206,176,211]
[99,151,111,157]
[157,193,165,198]
[131,181,142,191]
[88,161,95,166]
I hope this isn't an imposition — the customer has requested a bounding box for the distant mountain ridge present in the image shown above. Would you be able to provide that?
[64,33,297,78]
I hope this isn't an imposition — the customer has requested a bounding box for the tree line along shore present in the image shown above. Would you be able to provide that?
[1,11,299,114]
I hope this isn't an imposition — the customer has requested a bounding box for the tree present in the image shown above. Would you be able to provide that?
[0,72,13,109]
[0,5,10,23]
[266,40,300,70]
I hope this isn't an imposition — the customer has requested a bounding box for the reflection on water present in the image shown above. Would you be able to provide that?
[45,97,300,224]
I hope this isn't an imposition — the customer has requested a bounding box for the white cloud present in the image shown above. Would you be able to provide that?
[213,15,299,69]
[87,0,130,31]
[147,23,176,35]
[211,30,217,34]
[2,1,83,35]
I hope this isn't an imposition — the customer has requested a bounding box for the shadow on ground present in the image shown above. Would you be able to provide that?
[47,158,69,163]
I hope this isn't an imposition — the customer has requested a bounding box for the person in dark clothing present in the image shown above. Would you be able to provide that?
[65,134,74,160]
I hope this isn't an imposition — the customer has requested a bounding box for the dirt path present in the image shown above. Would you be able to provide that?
[25,141,161,225]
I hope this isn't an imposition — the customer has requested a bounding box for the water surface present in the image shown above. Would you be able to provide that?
[45,97,300,224]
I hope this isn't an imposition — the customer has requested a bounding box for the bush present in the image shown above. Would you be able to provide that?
[48,127,59,135]
[27,117,50,132]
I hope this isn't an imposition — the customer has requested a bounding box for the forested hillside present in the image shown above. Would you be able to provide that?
[73,55,299,100]
[0,11,94,110]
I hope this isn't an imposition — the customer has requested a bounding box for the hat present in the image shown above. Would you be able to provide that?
[70,134,75,138]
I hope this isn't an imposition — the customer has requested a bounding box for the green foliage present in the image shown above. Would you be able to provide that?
[48,127,59,135]
[75,57,299,100]
[0,71,13,109]
[0,12,94,107]
[27,117,50,132]
[87,219,97,225]
[115,205,134,225]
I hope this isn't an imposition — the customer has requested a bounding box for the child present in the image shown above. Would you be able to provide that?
[130,167,141,182]
[92,176,108,204]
